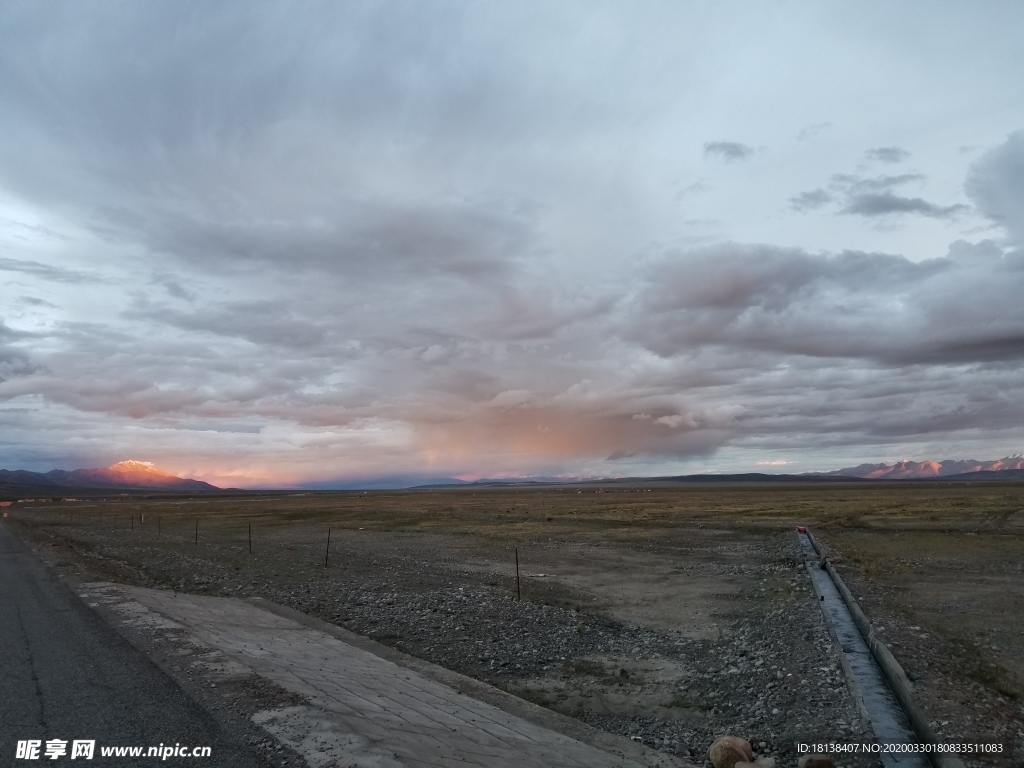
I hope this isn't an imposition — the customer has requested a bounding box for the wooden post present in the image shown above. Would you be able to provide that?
[324,527,331,567]
[131,515,134,531]
[248,522,252,554]
[158,516,161,535]
[194,518,198,544]
[515,547,521,601]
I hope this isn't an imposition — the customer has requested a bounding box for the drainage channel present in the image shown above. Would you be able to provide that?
[797,530,927,768]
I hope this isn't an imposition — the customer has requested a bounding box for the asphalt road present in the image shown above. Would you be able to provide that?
[0,521,272,766]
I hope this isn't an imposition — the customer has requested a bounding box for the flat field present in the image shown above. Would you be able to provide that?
[10,482,1024,766]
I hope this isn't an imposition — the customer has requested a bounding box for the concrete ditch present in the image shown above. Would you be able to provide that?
[800,529,966,768]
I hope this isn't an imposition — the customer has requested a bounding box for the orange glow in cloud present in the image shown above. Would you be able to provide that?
[412,404,728,477]
[143,460,303,489]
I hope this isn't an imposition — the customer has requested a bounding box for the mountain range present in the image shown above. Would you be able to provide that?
[811,456,1024,480]
[0,460,219,495]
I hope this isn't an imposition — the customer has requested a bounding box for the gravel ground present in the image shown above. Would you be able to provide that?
[17,516,881,768]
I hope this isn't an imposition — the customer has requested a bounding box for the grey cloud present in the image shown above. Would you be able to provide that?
[174,421,263,434]
[966,129,1024,245]
[0,256,98,283]
[792,171,968,219]
[628,242,1024,365]
[841,193,968,219]
[720,356,1024,451]
[150,273,195,301]
[0,327,326,422]
[474,289,617,342]
[703,141,755,162]
[864,146,910,163]
[0,321,39,381]
[0,320,35,342]
[830,173,924,194]
[5,376,210,421]
[797,123,831,142]
[108,198,532,283]
[909,335,1024,364]
[126,300,332,351]
[0,0,644,285]
[789,188,832,211]
[674,181,710,200]
[19,296,57,308]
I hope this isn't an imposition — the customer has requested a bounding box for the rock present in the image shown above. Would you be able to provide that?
[797,755,834,768]
[709,736,754,768]
[753,759,776,768]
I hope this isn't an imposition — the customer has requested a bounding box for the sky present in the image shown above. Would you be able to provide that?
[1,1,1023,488]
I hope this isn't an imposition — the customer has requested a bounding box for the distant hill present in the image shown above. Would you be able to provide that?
[418,460,1024,488]
[294,474,468,490]
[0,460,220,497]
[416,472,869,488]
[936,468,1024,481]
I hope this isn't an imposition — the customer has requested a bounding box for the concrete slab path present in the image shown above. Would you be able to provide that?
[80,583,690,768]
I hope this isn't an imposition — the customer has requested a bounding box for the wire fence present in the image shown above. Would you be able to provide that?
[8,502,528,598]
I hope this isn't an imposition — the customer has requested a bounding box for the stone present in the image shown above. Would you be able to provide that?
[709,736,754,768]
[798,756,835,768]
[753,759,776,768]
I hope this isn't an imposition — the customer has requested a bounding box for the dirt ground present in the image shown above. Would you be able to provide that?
[8,482,1024,767]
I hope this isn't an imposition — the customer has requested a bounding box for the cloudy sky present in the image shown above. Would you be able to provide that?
[2,1,1023,487]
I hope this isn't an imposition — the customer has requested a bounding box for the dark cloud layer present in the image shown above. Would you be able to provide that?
[0,257,98,283]
[792,169,969,220]
[864,146,910,164]
[967,129,1024,246]
[789,188,832,211]
[841,193,968,219]
[628,243,1024,365]
[703,141,755,162]
[0,322,38,383]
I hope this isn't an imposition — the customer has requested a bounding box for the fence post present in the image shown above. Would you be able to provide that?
[515,547,521,601]
[325,527,331,567]
[248,522,252,554]
[195,518,198,544]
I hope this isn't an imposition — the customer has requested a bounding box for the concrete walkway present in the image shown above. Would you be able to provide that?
[80,583,689,768]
